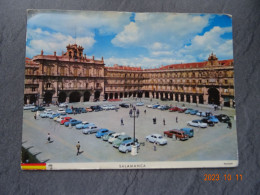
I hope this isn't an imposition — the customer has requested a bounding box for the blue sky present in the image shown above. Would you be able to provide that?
[26,11,233,68]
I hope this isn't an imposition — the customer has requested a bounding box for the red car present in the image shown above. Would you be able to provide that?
[169,107,179,112]
[178,107,187,113]
[60,117,72,125]
[164,129,189,140]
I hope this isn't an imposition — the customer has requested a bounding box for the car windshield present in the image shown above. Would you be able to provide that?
[158,136,163,139]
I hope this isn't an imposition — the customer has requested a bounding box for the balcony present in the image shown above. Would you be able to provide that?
[43,87,55,91]
[57,87,93,91]
[221,91,234,96]
[24,89,39,94]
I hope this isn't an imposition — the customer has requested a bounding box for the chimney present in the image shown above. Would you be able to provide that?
[92,56,95,60]
[84,54,86,59]
[54,51,56,56]
[102,56,104,61]
[41,50,43,55]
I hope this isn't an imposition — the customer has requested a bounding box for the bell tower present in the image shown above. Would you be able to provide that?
[207,52,219,66]
[65,44,84,60]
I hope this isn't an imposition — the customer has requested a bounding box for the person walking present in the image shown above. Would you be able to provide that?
[153,142,157,151]
[144,110,146,114]
[34,114,37,120]
[76,141,80,156]
[163,118,165,125]
[176,116,178,123]
[121,118,124,125]
[46,133,51,143]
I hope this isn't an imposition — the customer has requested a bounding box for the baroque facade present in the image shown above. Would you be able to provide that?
[24,44,235,107]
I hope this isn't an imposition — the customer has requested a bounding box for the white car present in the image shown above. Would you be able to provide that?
[23,104,36,110]
[82,126,100,134]
[57,108,66,114]
[157,105,164,109]
[187,120,207,128]
[119,140,140,153]
[146,104,154,108]
[56,115,67,123]
[146,134,167,145]
[108,132,125,144]
[196,111,211,117]
[136,102,144,106]
[59,102,68,107]
[101,105,110,110]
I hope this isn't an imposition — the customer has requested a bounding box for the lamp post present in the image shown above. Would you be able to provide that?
[129,106,139,155]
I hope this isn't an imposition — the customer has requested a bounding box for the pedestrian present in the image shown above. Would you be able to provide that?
[144,109,146,114]
[176,116,178,123]
[46,133,51,143]
[76,141,80,155]
[153,142,157,151]
[163,118,165,125]
[121,118,124,125]
[34,114,37,120]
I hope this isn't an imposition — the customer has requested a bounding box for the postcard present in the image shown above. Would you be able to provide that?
[22,10,238,170]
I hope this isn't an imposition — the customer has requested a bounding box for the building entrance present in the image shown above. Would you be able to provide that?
[70,91,80,103]
[208,88,220,105]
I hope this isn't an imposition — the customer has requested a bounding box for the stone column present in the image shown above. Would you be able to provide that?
[66,96,69,103]
[229,99,233,108]
[80,95,84,102]
[196,96,199,104]
[178,94,181,102]
[184,94,187,102]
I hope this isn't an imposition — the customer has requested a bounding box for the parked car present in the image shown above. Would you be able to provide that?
[40,111,53,118]
[152,104,160,109]
[90,106,103,112]
[118,139,140,153]
[136,102,144,106]
[180,128,194,138]
[206,116,219,123]
[178,107,187,113]
[159,105,170,110]
[64,119,82,127]
[187,120,207,128]
[146,134,167,145]
[119,103,129,108]
[196,111,212,117]
[31,106,45,112]
[86,107,93,112]
[190,110,199,115]
[108,133,125,144]
[76,122,95,129]
[169,107,179,112]
[184,108,194,114]
[78,107,87,113]
[57,108,66,114]
[102,131,116,141]
[66,108,73,114]
[60,117,72,125]
[55,115,67,122]
[164,129,189,140]
[95,129,110,138]
[200,118,215,126]
[59,102,68,108]
[82,126,100,134]
[23,104,36,110]
[112,135,132,148]
[215,114,230,123]
[101,105,110,110]
[49,113,60,119]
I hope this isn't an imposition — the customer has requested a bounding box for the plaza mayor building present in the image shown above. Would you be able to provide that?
[24,44,235,107]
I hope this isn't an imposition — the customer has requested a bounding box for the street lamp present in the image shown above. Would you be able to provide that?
[129,106,139,156]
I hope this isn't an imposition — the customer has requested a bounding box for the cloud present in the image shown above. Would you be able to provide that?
[26,28,95,57]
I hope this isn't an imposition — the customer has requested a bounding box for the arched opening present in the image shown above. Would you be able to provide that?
[145,91,149,98]
[175,94,179,101]
[120,93,123,98]
[30,95,37,104]
[133,92,136,97]
[192,95,197,103]
[104,93,108,100]
[58,91,67,103]
[208,88,220,105]
[109,93,113,99]
[170,93,173,100]
[186,94,190,103]
[180,94,184,102]
[124,92,127,98]
[70,91,80,103]
[160,92,163,99]
[24,95,28,104]
[138,91,143,98]
[199,95,204,104]
[156,92,159,99]
[84,91,91,102]
[165,93,168,99]
[115,93,118,99]
[43,92,53,104]
[94,91,100,100]
[129,92,132,97]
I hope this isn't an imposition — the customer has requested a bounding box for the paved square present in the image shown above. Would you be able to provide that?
[22,99,238,164]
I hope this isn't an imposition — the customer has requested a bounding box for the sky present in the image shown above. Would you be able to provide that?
[26,10,233,68]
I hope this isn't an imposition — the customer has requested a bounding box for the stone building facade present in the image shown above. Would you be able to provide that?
[24,44,235,107]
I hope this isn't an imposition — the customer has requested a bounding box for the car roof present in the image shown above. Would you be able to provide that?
[181,128,193,131]
[152,134,162,136]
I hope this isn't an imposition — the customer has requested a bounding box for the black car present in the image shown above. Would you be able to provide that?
[90,106,103,111]
[119,103,129,108]
[215,114,230,123]
[201,118,215,126]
